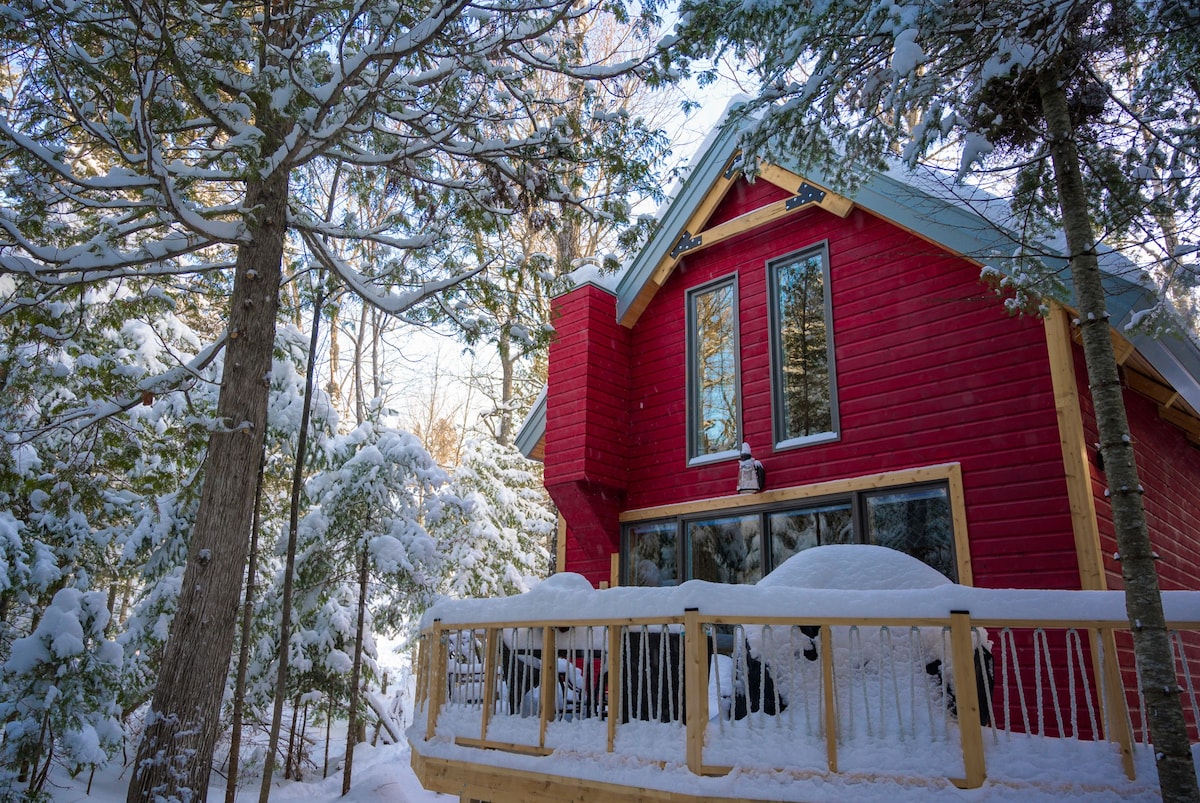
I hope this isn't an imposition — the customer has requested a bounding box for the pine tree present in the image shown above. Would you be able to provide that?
[436,438,556,596]
[0,588,123,800]
[2,1,668,795]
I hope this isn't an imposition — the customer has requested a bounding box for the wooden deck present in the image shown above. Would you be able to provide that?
[409,588,1200,801]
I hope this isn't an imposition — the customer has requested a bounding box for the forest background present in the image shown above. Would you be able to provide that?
[1,0,1197,800]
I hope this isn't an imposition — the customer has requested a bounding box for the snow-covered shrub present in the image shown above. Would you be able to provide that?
[0,588,123,799]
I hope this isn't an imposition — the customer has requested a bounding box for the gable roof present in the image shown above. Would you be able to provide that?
[518,117,1200,456]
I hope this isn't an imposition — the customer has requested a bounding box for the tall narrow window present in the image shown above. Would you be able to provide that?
[769,246,837,447]
[688,277,739,461]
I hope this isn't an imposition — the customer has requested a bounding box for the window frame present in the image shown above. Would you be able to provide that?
[621,479,961,586]
[686,273,742,465]
[767,242,840,451]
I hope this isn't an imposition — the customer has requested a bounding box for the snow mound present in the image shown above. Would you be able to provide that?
[756,544,952,591]
[530,572,595,593]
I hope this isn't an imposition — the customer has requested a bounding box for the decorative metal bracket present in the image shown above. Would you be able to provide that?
[670,230,703,258]
[722,154,744,180]
[785,182,827,210]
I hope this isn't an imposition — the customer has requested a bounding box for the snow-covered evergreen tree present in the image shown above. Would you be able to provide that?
[0,588,123,800]
[436,438,554,598]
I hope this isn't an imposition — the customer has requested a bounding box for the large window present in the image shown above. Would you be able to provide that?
[626,521,679,587]
[687,514,762,584]
[769,245,838,448]
[687,277,740,462]
[623,482,958,586]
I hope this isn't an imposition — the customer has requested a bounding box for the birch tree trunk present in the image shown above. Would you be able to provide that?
[127,167,289,803]
[1038,71,1199,802]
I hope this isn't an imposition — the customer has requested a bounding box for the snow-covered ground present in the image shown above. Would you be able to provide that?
[51,740,449,803]
[47,735,1184,802]
[44,549,1200,802]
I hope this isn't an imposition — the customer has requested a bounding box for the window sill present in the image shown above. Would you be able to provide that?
[774,431,840,452]
[687,449,741,468]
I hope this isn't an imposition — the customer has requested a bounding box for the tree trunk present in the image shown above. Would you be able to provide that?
[259,281,325,803]
[341,544,369,797]
[497,329,515,446]
[225,449,267,803]
[1038,71,1199,802]
[323,697,332,779]
[127,168,288,803]
[284,693,301,780]
[327,300,342,413]
[354,304,368,426]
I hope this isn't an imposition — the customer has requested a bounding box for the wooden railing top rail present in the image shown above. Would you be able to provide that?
[419,585,1200,634]
[421,613,1200,637]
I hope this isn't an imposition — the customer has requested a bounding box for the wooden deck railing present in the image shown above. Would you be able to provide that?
[410,590,1200,798]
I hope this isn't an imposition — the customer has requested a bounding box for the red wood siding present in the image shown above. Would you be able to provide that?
[544,284,631,585]
[1074,342,1200,591]
[619,177,1080,590]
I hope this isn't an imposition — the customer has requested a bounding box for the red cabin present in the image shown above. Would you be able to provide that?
[517,121,1200,601]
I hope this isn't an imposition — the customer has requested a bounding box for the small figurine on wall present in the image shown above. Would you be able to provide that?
[736,442,765,494]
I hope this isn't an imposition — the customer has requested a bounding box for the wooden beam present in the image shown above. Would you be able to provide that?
[618,277,660,328]
[606,625,621,753]
[1124,368,1182,408]
[621,158,854,329]
[480,629,498,742]
[1160,404,1200,437]
[646,168,741,289]
[1093,627,1136,780]
[946,463,973,586]
[620,462,963,521]
[653,195,823,281]
[413,750,789,803]
[556,514,567,574]
[1111,329,1135,365]
[757,163,854,218]
[426,621,447,741]
[538,626,555,749]
[1043,304,1107,592]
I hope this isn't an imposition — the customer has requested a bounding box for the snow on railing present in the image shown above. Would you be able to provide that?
[411,590,1200,794]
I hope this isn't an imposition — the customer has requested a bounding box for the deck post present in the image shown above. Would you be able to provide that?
[820,625,838,773]
[1095,626,1137,779]
[426,620,447,742]
[539,626,556,749]
[684,608,707,774]
[606,624,622,752]
[480,628,498,742]
[948,611,986,789]
[414,632,428,708]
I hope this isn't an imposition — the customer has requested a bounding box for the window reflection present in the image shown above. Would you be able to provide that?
[771,250,834,443]
[768,502,853,567]
[687,514,762,584]
[865,487,956,581]
[623,483,958,587]
[627,521,679,586]
[690,280,738,457]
